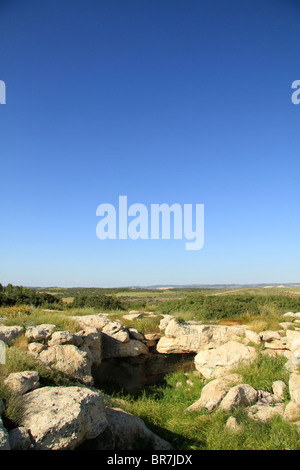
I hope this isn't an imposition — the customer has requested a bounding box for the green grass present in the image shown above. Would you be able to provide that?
[103,363,300,450]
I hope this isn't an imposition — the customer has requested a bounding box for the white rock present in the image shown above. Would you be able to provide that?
[194,341,257,380]
[4,371,40,395]
[20,386,108,450]
[9,427,31,450]
[247,403,285,422]
[186,374,242,412]
[272,381,287,400]
[25,324,57,342]
[225,416,243,433]
[102,321,130,343]
[219,384,258,411]
[289,372,300,405]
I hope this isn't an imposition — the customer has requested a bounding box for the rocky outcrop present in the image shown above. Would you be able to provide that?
[156,319,246,354]
[194,340,257,379]
[20,386,108,450]
[25,324,57,342]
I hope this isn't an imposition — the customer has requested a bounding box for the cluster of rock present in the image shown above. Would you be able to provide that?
[0,381,173,450]
[1,309,300,449]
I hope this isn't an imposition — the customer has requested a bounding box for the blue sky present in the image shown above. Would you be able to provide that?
[0,0,299,287]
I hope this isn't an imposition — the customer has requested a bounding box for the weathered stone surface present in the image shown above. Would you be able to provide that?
[102,322,130,343]
[289,372,300,405]
[272,381,287,400]
[194,341,257,379]
[286,330,300,352]
[4,371,40,395]
[20,386,108,450]
[0,325,24,345]
[157,320,246,354]
[106,407,173,450]
[78,327,102,366]
[279,322,294,331]
[219,384,258,411]
[70,314,109,330]
[284,401,300,422]
[27,342,46,357]
[38,344,94,385]
[101,337,148,359]
[158,315,174,331]
[225,416,243,433]
[244,330,262,346]
[246,403,285,422]
[0,417,10,450]
[48,330,83,347]
[260,330,281,342]
[9,426,31,450]
[186,374,242,412]
[25,324,57,342]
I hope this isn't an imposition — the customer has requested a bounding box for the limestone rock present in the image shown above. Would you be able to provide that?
[102,321,130,343]
[194,341,257,379]
[246,403,285,422]
[48,330,83,347]
[158,315,174,331]
[186,374,242,412]
[286,330,300,352]
[20,386,108,450]
[272,381,287,401]
[70,314,109,330]
[245,330,262,346]
[106,407,173,450]
[289,372,300,405]
[102,337,148,359]
[225,416,243,433]
[157,320,245,354]
[0,325,24,345]
[38,344,94,385]
[219,384,258,411]
[260,330,281,342]
[4,371,40,395]
[25,324,57,342]
[284,401,300,423]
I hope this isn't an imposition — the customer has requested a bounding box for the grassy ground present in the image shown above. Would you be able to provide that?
[103,355,300,450]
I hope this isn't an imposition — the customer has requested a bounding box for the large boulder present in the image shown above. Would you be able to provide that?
[194,340,257,379]
[156,320,245,354]
[0,326,24,345]
[246,403,285,422]
[38,344,94,385]
[20,386,108,450]
[186,374,242,412]
[105,407,173,450]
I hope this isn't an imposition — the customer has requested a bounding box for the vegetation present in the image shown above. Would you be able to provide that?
[0,284,62,309]
[105,363,300,450]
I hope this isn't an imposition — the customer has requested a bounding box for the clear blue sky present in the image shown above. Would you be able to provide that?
[0,0,299,287]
